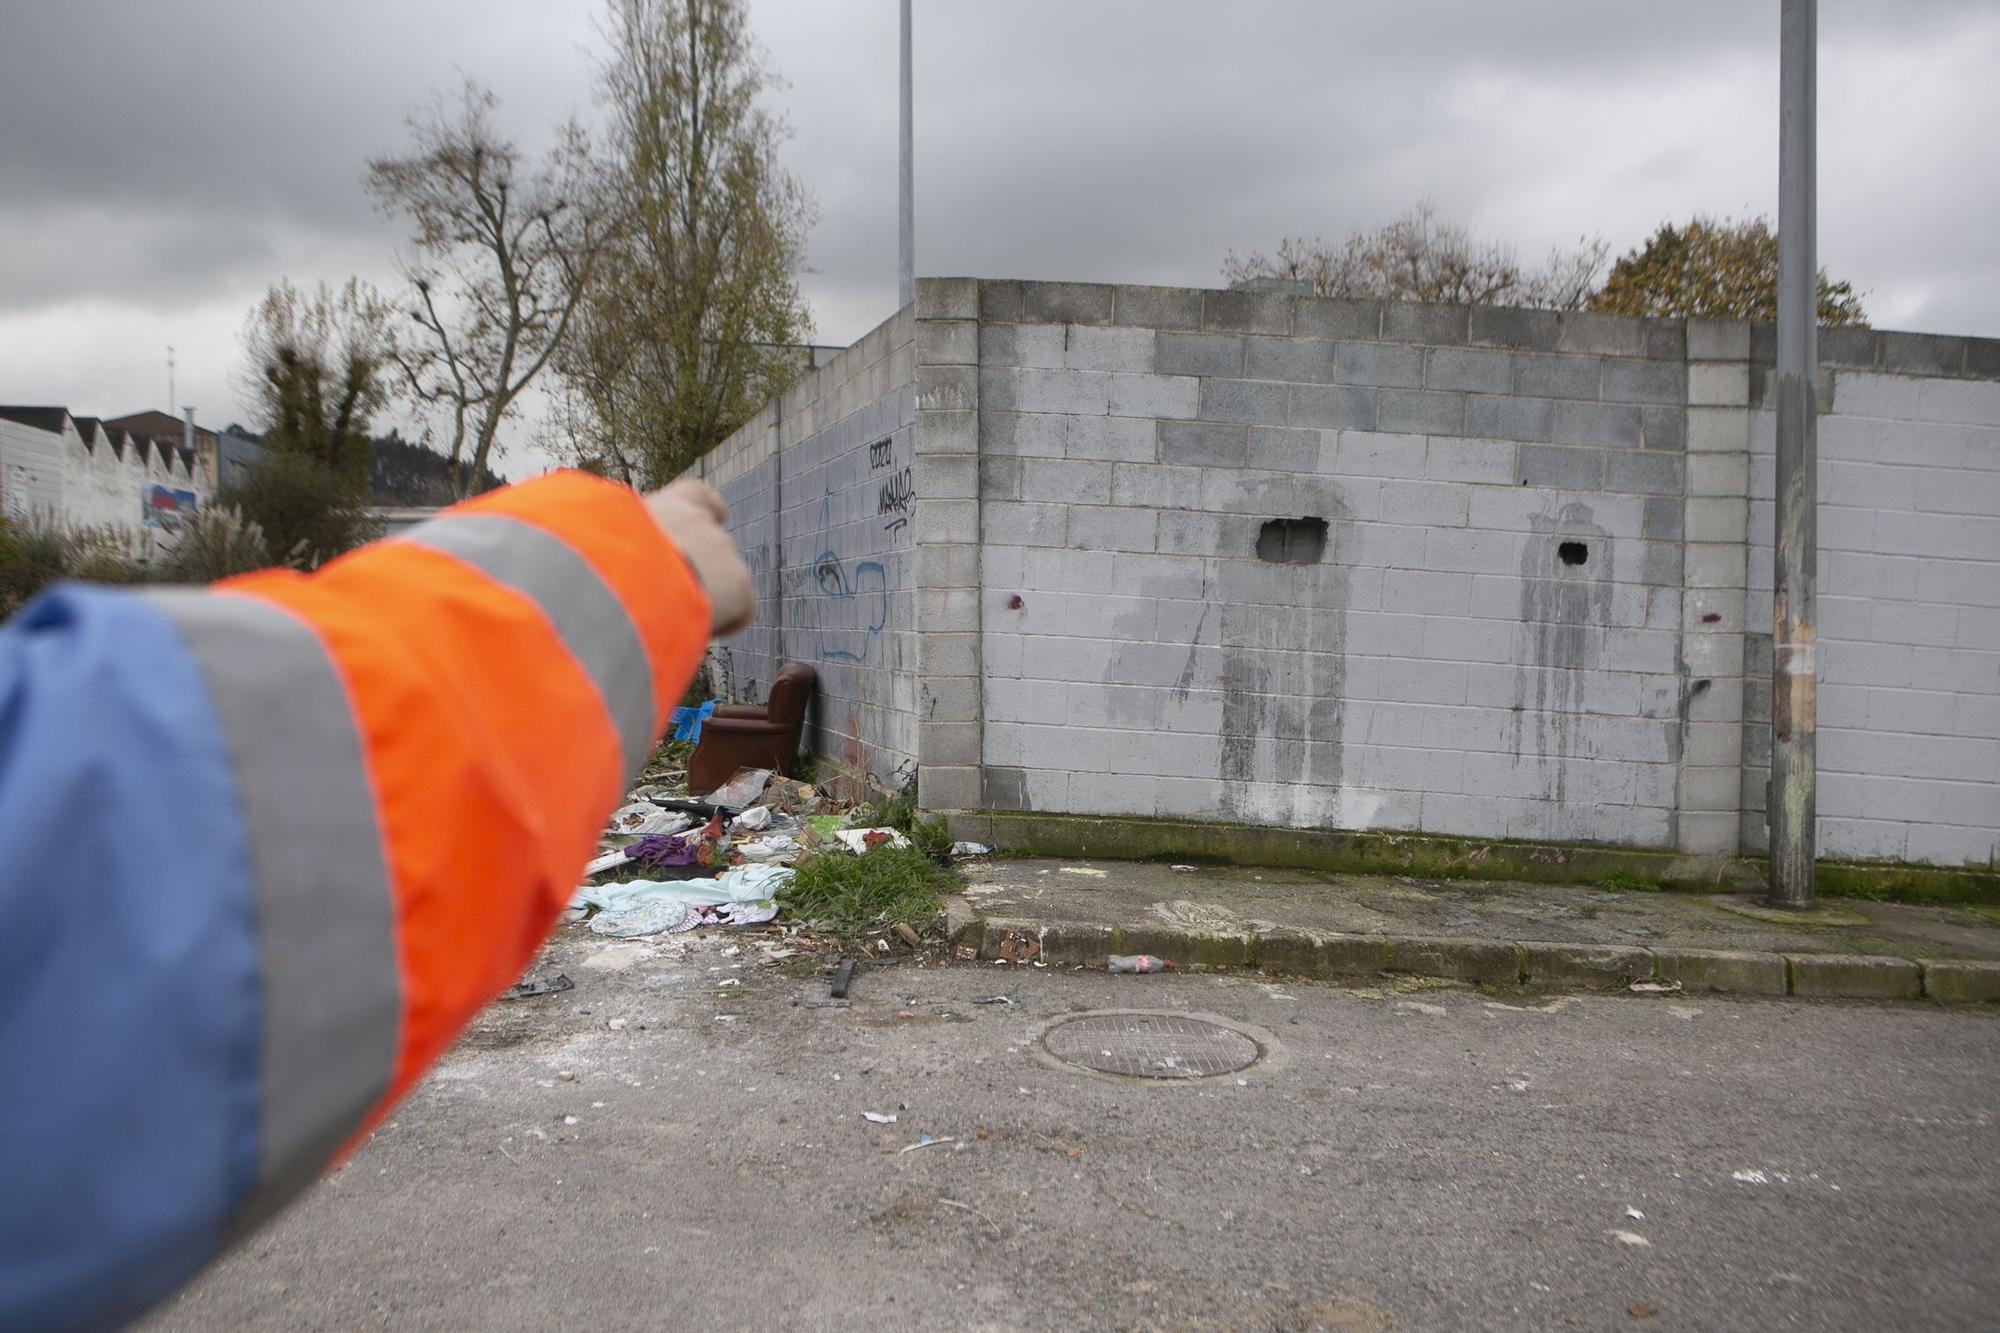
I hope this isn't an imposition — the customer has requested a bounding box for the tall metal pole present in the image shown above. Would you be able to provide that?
[898,0,914,307]
[1771,0,1819,909]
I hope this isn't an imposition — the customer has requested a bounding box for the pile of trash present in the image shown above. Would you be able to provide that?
[568,761,989,941]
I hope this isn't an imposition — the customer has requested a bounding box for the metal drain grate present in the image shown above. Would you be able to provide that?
[1042,1013,1261,1079]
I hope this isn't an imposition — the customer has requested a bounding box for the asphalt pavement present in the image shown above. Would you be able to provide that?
[147,924,2000,1332]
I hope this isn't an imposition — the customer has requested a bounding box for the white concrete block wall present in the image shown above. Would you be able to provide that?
[0,417,68,523]
[1743,333,2000,868]
[975,281,1693,848]
[700,308,920,792]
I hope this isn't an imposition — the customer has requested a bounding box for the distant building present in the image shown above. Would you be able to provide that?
[0,406,214,554]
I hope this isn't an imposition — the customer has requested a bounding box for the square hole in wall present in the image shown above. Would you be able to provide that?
[1257,517,1329,565]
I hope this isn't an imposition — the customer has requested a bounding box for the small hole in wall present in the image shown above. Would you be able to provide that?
[1557,540,1589,567]
[1006,594,1024,610]
[1691,679,1712,695]
[1257,517,1329,565]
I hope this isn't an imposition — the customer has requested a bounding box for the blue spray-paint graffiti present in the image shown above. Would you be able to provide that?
[811,548,887,661]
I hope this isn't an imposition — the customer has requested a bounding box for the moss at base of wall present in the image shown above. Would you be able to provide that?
[944,810,2000,907]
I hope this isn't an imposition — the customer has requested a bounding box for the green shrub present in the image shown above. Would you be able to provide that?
[220,452,380,569]
[162,505,286,583]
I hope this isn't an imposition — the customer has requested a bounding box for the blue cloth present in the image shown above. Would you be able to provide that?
[669,699,716,743]
[0,587,263,1332]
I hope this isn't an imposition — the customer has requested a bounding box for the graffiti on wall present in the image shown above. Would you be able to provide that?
[872,435,914,537]
[144,485,199,532]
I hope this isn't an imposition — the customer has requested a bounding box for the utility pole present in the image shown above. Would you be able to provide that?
[1771,0,1819,909]
[898,0,914,307]
[166,346,176,409]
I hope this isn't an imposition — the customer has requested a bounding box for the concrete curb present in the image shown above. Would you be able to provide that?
[946,906,2000,1004]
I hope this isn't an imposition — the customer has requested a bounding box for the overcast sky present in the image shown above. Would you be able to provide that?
[3,0,1995,478]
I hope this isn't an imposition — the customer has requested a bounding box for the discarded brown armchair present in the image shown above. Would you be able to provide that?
[686,662,818,797]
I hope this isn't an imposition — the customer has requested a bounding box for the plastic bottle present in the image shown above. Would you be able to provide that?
[1107,954,1173,974]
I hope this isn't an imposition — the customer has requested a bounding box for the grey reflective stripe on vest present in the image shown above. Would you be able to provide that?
[141,590,401,1241]
[399,513,657,778]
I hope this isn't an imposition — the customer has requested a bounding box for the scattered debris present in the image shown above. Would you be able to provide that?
[607,804,694,837]
[583,848,632,876]
[863,1112,898,1125]
[937,1199,1003,1236]
[705,767,775,810]
[1058,866,1108,878]
[899,1135,954,1154]
[500,973,574,1001]
[1628,1305,1658,1319]
[730,805,774,832]
[1624,1206,1645,1220]
[971,995,1016,1007]
[997,934,1041,964]
[1610,1231,1651,1248]
[1529,1282,1551,1294]
[892,922,922,949]
[1628,980,1684,994]
[1170,865,1198,873]
[1108,954,1173,974]
[1732,1170,1769,1185]
[834,827,912,854]
[950,842,995,858]
[830,960,856,999]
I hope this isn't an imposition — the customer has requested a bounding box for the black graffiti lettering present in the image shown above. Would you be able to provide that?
[869,437,895,469]
[877,466,915,517]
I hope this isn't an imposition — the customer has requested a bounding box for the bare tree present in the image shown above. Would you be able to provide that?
[1225,202,1607,310]
[368,81,606,498]
[557,0,814,489]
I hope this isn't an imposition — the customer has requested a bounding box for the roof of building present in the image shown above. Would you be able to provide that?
[0,406,71,434]
[106,410,215,444]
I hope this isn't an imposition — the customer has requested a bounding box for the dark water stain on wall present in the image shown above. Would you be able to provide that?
[1516,501,1613,815]
[1218,490,1352,825]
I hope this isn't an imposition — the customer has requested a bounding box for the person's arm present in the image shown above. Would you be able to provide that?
[0,471,746,1332]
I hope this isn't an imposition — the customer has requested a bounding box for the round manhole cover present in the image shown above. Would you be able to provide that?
[1042,1012,1262,1080]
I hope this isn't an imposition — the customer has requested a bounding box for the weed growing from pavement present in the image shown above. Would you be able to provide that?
[780,845,954,934]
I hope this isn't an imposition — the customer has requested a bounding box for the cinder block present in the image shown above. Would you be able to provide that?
[917,631,980,677]
[1378,389,1466,435]
[1518,444,1603,489]
[1675,812,1744,858]
[917,764,981,811]
[1466,395,1558,442]
[1068,505,1157,552]
[1289,384,1378,430]
[913,276,978,321]
[982,501,1067,546]
[1112,284,1204,330]
[1686,318,1751,362]
[1064,415,1155,463]
[1020,457,1113,505]
[1553,400,1643,448]
[918,407,977,456]
[1789,953,1922,1001]
[917,584,980,630]
[915,318,977,366]
[918,720,982,766]
[1335,341,1425,388]
[979,410,1064,458]
[1642,495,1684,541]
[1107,372,1200,419]
[1294,296,1381,340]
[1064,325,1156,373]
[916,541,980,588]
[1685,496,1748,543]
[914,498,979,547]
[1244,336,1337,383]
[1335,431,1428,478]
[920,676,983,723]
[1159,421,1249,467]
[1382,301,1470,344]
[1514,353,1602,400]
[916,365,977,413]
[1198,377,1289,424]
[1645,318,1688,360]
[1606,450,1685,496]
[1603,359,1688,405]
[1203,289,1292,335]
[1558,310,1646,357]
[1878,331,1966,377]
[1114,462,1206,508]
[1248,426,1320,473]
[915,453,977,500]
[1022,281,1114,325]
[981,322,1066,369]
[1427,436,1516,484]
[1155,332,1244,378]
[1688,363,1751,406]
[1427,346,1513,394]
[1687,453,1749,498]
[1640,407,1686,452]
[1470,306,1560,351]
